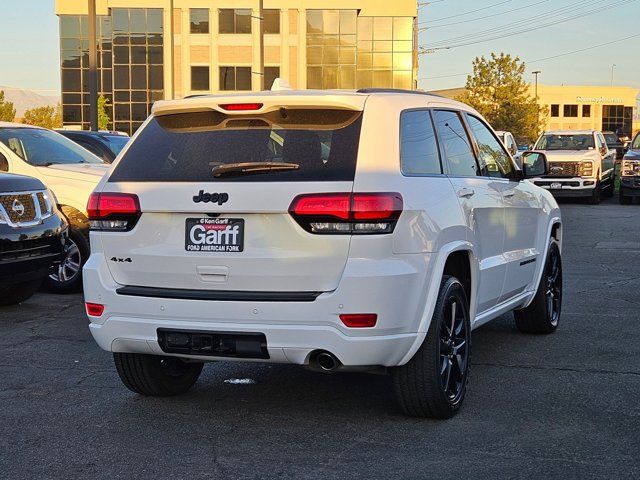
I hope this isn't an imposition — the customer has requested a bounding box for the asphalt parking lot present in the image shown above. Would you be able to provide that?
[1,197,639,480]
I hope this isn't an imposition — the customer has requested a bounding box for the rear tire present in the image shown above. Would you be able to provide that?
[514,240,562,334]
[588,182,601,205]
[391,276,470,419]
[0,279,43,306]
[113,353,204,396]
[619,189,632,205]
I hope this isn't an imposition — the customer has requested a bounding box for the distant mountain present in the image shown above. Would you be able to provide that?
[0,86,60,118]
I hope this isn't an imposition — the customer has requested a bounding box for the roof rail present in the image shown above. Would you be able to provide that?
[356,88,444,98]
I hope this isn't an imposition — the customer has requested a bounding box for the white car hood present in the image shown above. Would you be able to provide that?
[544,151,597,162]
[36,163,110,182]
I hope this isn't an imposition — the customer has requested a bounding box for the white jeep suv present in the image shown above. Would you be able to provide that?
[83,89,562,418]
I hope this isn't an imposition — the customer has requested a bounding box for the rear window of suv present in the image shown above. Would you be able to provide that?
[109,109,363,182]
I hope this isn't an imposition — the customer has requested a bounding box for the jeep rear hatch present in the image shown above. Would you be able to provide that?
[97,98,365,293]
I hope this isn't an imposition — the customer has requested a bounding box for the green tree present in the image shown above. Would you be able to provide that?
[456,53,547,144]
[23,104,63,129]
[98,94,112,130]
[0,90,16,121]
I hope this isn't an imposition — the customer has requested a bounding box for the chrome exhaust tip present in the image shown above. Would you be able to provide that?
[316,352,339,371]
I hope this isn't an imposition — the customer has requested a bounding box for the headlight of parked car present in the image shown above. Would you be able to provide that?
[579,161,594,177]
[622,160,640,176]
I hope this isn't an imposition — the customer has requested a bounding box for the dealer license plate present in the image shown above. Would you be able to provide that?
[185,218,244,252]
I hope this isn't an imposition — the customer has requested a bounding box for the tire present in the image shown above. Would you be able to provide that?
[619,189,632,205]
[514,240,562,334]
[113,353,204,396]
[587,182,601,205]
[391,276,471,419]
[0,279,43,306]
[604,173,615,198]
[44,228,89,293]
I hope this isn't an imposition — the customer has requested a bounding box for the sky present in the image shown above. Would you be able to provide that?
[0,0,638,95]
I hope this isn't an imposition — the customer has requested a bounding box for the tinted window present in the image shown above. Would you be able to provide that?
[109,109,363,182]
[466,115,515,180]
[190,9,209,34]
[219,67,251,91]
[264,9,280,34]
[550,104,559,117]
[535,134,595,151]
[432,110,478,177]
[191,66,210,91]
[632,133,640,150]
[582,105,591,117]
[264,66,280,90]
[563,105,578,117]
[400,110,441,175]
[604,133,619,144]
[0,128,103,166]
[76,139,109,161]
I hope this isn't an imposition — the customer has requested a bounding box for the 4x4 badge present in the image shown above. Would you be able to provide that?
[193,190,229,205]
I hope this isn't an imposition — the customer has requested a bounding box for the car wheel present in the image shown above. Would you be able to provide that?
[514,240,562,334]
[604,174,615,198]
[44,228,89,293]
[391,275,470,419]
[0,279,43,306]
[588,182,601,205]
[113,353,204,396]
[619,190,632,205]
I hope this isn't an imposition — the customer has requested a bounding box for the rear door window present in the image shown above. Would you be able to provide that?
[432,110,478,177]
[109,109,363,182]
[399,110,441,175]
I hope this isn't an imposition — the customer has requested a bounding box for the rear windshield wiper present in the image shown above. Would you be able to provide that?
[212,162,299,178]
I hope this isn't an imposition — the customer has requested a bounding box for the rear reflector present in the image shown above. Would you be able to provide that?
[289,192,402,234]
[219,103,263,111]
[85,302,105,317]
[87,192,140,231]
[340,313,377,328]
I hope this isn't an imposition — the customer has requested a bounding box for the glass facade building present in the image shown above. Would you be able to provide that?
[56,1,417,135]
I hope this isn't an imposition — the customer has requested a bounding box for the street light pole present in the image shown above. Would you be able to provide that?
[532,70,541,100]
[610,64,616,86]
[88,0,98,131]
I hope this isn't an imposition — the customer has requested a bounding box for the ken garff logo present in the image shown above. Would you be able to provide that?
[193,190,229,205]
[11,199,25,217]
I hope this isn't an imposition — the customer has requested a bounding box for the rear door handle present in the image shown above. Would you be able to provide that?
[457,188,475,198]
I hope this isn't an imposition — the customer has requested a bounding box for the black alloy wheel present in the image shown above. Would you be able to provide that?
[439,296,469,404]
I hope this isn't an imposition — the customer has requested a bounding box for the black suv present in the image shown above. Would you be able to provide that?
[55,130,129,163]
[0,173,67,305]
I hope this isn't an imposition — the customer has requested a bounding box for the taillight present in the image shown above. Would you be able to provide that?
[340,313,377,328]
[219,103,263,111]
[87,192,140,231]
[85,302,105,317]
[289,192,402,234]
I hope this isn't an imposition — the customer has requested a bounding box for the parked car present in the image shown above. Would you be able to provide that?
[0,122,109,292]
[529,130,616,204]
[603,131,626,160]
[83,88,562,419]
[0,172,67,305]
[619,131,640,204]
[495,131,518,156]
[56,130,130,163]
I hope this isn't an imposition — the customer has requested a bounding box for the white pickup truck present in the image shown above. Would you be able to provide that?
[528,130,616,204]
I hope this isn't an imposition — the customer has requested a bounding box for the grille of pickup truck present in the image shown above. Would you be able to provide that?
[547,162,581,177]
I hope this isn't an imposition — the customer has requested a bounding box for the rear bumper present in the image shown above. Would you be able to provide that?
[83,251,434,367]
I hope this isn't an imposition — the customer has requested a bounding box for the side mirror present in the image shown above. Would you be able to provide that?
[521,151,548,178]
[0,153,8,172]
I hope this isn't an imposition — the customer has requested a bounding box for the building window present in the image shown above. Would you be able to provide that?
[219,9,251,34]
[219,66,252,90]
[191,66,210,91]
[264,66,280,89]
[582,105,591,117]
[264,9,280,34]
[190,9,209,34]
[564,104,578,117]
[550,104,559,117]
